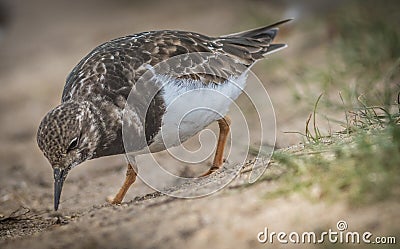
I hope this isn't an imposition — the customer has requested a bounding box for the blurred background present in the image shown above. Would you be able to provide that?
[0,0,399,248]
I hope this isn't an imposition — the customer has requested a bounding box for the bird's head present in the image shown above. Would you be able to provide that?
[37,101,100,210]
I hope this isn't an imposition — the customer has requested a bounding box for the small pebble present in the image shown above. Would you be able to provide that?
[106,195,114,203]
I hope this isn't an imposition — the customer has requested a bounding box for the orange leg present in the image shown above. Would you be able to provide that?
[110,163,137,204]
[201,116,231,176]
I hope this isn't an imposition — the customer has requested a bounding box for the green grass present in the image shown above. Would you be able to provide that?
[261,0,400,206]
[270,123,400,206]
[287,0,400,111]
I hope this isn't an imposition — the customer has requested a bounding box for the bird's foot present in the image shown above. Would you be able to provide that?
[107,163,137,205]
[106,195,122,204]
[200,166,219,177]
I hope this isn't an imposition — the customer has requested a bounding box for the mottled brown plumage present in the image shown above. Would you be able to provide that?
[37,19,291,210]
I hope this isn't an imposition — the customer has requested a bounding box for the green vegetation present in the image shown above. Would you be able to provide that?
[271,122,400,206]
[263,0,400,206]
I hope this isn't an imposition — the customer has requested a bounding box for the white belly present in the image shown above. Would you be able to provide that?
[148,72,248,152]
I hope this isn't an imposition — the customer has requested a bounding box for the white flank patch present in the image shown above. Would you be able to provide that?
[148,72,248,152]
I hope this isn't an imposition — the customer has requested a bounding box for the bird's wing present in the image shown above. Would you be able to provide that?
[62,19,291,103]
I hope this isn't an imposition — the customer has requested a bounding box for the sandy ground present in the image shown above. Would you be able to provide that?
[0,0,399,248]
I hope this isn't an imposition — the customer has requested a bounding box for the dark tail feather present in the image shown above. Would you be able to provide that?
[265,43,287,55]
[222,18,293,39]
[219,19,292,62]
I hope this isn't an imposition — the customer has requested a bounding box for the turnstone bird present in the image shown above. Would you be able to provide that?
[37,19,291,210]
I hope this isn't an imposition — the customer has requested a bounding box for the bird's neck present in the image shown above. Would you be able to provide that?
[81,100,126,158]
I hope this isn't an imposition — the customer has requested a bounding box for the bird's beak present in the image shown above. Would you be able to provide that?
[53,168,67,211]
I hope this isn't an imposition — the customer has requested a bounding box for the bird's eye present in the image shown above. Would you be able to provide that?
[67,137,79,153]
